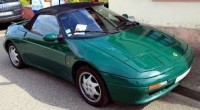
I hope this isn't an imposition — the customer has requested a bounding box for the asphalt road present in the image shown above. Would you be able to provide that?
[0,24,200,110]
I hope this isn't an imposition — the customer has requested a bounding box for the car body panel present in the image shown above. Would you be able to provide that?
[84,25,191,77]
[84,25,187,62]
[4,24,193,80]
[101,59,192,104]
[3,6,194,105]
[5,25,71,80]
[105,79,180,104]
[22,33,68,78]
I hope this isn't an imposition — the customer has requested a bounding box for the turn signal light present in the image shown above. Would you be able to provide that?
[148,81,167,90]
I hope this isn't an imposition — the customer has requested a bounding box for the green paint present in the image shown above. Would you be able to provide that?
[4,22,193,104]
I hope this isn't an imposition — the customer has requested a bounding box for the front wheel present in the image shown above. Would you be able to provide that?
[8,43,24,69]
[76,66,110,107]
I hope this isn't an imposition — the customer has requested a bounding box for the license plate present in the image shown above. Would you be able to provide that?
[0,11,13,17]
[175,67,191,83]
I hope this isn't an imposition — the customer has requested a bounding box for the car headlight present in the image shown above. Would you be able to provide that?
[148,81,167,90]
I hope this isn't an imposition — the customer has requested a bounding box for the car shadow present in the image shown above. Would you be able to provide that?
[157,93,200,109]
[0,23,11,31]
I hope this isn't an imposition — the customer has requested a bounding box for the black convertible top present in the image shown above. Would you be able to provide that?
[24,2,104,30]
[39,2,103,15]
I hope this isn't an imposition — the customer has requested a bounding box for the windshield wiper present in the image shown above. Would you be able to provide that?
[114,21,139,30]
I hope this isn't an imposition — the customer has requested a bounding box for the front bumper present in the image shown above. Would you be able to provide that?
[105,80,179,104]
[100,46,194,104]
[0,7,22,23]
[101,66,191,104]
[0,14,22,23]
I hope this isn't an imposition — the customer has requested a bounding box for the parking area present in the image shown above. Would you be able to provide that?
[0,23,200,110]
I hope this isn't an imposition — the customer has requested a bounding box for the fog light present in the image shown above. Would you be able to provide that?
[148,81,167,90]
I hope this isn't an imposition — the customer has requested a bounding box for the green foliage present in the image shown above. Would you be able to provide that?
[20,0,30,6]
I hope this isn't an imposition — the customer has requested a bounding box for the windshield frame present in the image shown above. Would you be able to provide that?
[57,6,133,39]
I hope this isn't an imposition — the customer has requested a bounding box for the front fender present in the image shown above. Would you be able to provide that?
[67,39,140,79]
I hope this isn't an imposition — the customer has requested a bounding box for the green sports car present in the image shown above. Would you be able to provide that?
[3,3,193,107]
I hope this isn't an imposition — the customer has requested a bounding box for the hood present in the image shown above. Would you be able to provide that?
[84,25,188,72]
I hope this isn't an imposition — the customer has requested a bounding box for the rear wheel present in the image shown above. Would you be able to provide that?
[8,43,24,69]
[76,66,110,107]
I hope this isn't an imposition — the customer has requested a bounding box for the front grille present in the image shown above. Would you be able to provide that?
[0,2,21,12]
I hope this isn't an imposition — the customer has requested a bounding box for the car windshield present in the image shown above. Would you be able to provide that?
[59,6,131,38]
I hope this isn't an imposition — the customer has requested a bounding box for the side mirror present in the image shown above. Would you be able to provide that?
[43,33,58,41]
[122,14,128,19]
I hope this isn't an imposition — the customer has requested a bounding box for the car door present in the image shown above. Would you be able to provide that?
[23,14,68,78]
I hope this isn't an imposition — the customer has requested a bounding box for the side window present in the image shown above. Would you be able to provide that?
[31,15,60,36]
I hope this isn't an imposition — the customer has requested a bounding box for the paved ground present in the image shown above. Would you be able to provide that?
[0,23,200,110]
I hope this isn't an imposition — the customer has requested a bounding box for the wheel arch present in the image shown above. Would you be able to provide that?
[72,60,100,83]
[72,60,111,105]
[4,40,13,53]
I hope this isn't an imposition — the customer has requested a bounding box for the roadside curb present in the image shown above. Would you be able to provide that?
[172,85,200,102]
[170,92,200,108]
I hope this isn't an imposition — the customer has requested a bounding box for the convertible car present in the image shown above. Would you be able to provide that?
[3,3,193,107]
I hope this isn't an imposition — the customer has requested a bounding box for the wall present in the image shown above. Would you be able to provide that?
[44,2,51,7]
[109,0,200,29]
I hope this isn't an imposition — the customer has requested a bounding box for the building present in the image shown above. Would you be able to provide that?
[109,0,200,29]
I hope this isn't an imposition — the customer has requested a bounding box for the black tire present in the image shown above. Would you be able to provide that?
[7,42,24,69]
[76,66,110,107]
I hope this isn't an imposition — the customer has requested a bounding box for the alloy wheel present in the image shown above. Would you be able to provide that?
[9,45,19,66]
[79,72,101,103]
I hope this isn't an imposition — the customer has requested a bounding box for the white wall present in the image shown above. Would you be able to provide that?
[109,0,200,29]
